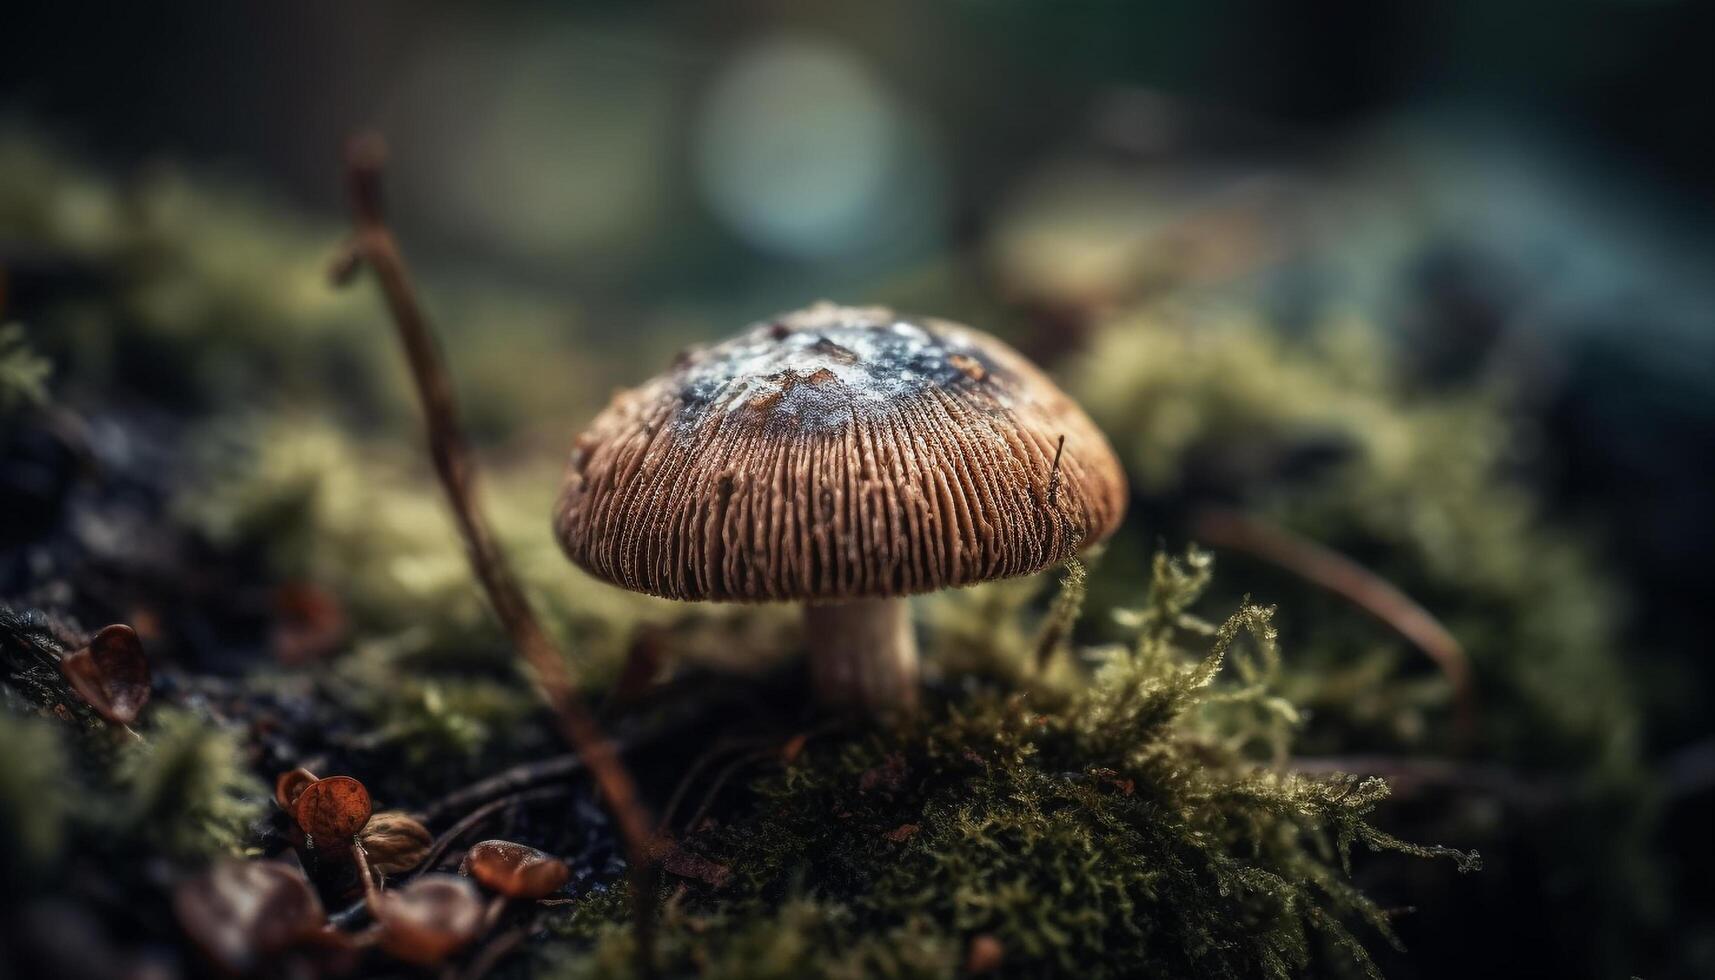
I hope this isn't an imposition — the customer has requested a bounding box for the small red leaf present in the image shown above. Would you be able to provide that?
[459,839,570,900]
[274,767,319,812]
[271,582,349,666]
[293,775,372,841]
[374,875,487,966]
[884,823,921,843]
[964,934,1005,974]
[60,624,150,725]
[174,860,326,975]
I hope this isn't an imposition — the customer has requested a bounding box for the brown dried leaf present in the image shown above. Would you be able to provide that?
[271,582,349,666]
[359,811,433,875]
[174,860,326,975]
[59,624,150,725]
[293,775,372,841]
[779,733,809,765]
[656,842,733,889]
[274,767,319,812]
[964,933,1005,974]
[374,874,487,967]
[883,823,921,843]
[459,839,570,900]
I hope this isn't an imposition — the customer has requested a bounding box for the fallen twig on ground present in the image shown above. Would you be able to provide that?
[1193,507,1477,745]
[332,132,659,971]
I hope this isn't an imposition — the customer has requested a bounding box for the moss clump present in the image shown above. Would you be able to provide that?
[546,550,1476,979]
[1073,309,1633,764]
[0,323,51,416]
[112,708,267,862]
[0,711,69,886]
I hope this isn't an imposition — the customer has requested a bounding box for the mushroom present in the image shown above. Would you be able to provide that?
[555,302,1126,712]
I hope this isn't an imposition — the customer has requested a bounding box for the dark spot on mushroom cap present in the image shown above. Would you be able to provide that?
[555,302,1127,603]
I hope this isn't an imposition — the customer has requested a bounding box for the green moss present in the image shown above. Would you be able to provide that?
[543,551,1476,979]
[0,323,51,416]
[1074,310,1634,763]
[113,708,268,861]
[0,711,69,885]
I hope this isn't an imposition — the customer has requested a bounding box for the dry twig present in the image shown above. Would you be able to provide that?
[1193,507,1477,744]
[332,133,658,969]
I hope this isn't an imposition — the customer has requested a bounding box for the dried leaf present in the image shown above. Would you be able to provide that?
[359,811,433,875]
[780,733,809,764]
[883,823,921,842]
[271,582,348,666]
[374,874,487,967]
[274,767,319,812]
[293,775,372,841]
[459,839,570,900]
[174,860,325,975]
[964,934,1005,974]
[59,624,150,725]
[656,842,733,889]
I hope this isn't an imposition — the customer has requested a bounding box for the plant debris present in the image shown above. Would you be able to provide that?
[293,775,373,842]
[373,874,487,967]
[461,839,571,900]
[173,860,327,975]
[58,624,150,726]
[357,811,433,876]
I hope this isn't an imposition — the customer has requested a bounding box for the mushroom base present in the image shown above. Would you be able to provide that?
[804,598,919,713]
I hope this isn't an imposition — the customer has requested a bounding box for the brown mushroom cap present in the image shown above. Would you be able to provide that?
[556,302,1127,602]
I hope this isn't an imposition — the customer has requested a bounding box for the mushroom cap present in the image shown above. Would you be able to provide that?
[555,302,1126,601]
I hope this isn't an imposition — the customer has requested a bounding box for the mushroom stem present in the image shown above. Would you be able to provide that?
[805,598,919,712]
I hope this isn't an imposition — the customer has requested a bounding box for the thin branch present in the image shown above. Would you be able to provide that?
[416,755,587,827]
[655,736,769,836]
[335,134,654,857]
[332,132,656,861]
[682,745,782,835]
[1192,507,1477,745]
[415,786,571,880]
[351,840,382,914]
